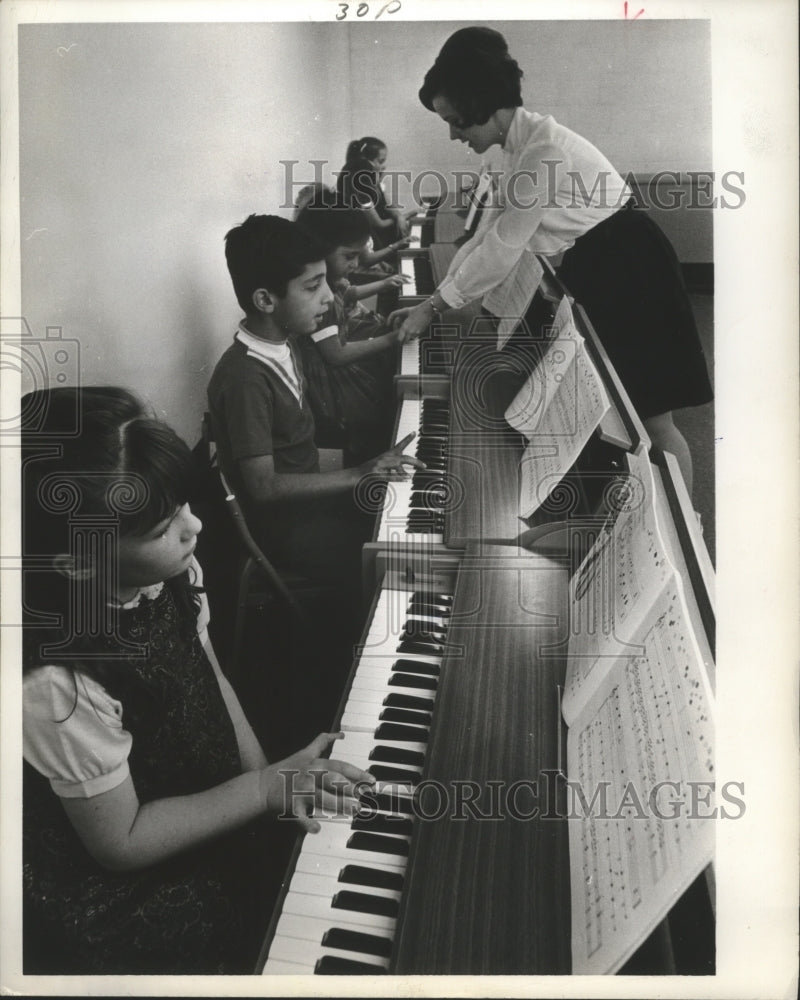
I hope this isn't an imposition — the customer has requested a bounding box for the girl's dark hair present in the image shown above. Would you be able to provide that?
[21,386,202,730]
[419,27,524,127]
[224,214,328,311]
[295,197,371,254]
[336,156,382,212]
[344,136,386,166]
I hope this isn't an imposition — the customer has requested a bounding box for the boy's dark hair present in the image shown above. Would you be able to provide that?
[224,214,328,312]
[419,27,524,127]
[295,197,371,255]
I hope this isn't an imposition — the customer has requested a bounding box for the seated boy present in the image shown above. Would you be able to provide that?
[207,214,421,625]
[293,199,411,464]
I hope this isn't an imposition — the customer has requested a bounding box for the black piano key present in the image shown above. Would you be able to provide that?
[408,475,449,490]
[368,745,426,768]
[338,864,405,892]
[375,721,430,741]
[383,693,434,711]
[347,831,410,856]
[368,764,421,786]
[401,624,446,639]
[392,657,440,676]
[378,706,432,726]
[352,811,415,836]
[387,672,437,690]
[322,927,393,959]
[315,955,387,974]
[332,890,400,919]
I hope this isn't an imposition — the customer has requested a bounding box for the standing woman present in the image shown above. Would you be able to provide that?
[393,27,712,495]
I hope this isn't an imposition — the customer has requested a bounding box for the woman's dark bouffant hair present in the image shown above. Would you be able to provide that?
[419,27,524,127]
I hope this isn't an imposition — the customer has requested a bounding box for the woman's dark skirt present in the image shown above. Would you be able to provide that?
[557,205,713,419]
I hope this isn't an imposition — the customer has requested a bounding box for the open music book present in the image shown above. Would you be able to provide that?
[504,297,611,519]
[561,449,715,974]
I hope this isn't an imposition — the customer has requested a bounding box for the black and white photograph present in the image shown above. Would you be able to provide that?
[1,0,797,995]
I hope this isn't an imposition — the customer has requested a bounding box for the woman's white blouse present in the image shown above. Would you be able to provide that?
[23,558,210,799]
[438,107,631,310]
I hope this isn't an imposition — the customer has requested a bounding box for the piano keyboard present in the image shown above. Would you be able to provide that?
[398,333,454,379]
[374,396,450,545]
[398,255,434,298]
[261,585,455,975]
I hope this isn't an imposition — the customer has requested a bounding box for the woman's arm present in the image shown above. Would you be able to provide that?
[61,732,375,871]
[434,144,561,310]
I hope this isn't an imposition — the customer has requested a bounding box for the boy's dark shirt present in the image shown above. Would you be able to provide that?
[207,337,319,505]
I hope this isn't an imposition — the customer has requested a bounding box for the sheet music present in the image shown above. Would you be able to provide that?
[507,313,611,519]
[563,449,676,726]
[566,572,715,974]
[484,248,544,350]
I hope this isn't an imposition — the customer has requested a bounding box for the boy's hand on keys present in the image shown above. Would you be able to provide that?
[359,432,425,481]
[383,273,412,289]
[264,732,376,833]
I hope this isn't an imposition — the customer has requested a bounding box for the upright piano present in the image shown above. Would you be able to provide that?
[256,203,716,977]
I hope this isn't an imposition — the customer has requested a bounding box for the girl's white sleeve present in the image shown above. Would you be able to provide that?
[437,144,562,309]
[23,665,132,799]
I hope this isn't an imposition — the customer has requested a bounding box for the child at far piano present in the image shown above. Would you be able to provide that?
[336,136,417,249]
[294,193,412,465]
[21,385,376,975]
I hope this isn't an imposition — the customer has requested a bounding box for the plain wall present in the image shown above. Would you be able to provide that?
[18,19,711,443]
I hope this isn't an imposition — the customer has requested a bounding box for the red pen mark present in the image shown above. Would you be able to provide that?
[624,1,645,18]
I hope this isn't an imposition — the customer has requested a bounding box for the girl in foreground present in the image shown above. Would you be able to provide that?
[21,385,372,974]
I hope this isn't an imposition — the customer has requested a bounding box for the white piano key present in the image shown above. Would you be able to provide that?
[281,890,397,932]
[351,658,440,678]
[335,731,427,757]
[400,339,421,376]
[289,869,403,903]
[262,957,310,975]
[399,256,418,295]
[297,823,408,869]
[274,911,393,953]
[268,932,391,971]
[296,850,405,883]
[349,676,438,702]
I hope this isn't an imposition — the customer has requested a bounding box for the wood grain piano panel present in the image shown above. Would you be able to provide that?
[393,546,572,974]
[446,340,535,546]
